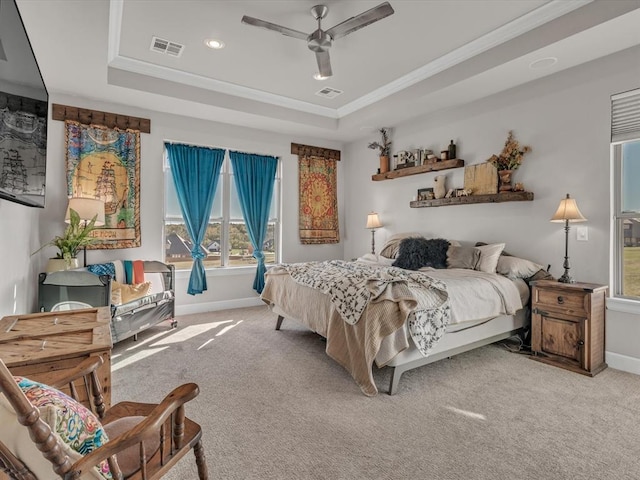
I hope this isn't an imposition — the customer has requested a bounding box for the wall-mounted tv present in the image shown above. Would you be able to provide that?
[0,0,48,208]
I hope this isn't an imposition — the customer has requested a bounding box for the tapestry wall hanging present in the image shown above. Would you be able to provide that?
[65,120,141,249]
[298,155,339,244]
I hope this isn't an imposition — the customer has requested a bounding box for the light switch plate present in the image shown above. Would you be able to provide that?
[577,226,588,241]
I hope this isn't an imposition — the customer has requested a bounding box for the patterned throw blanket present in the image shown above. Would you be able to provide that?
[281,260,451,357]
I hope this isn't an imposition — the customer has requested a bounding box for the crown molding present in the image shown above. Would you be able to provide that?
[108,0,592,120]
[337,0,592,116]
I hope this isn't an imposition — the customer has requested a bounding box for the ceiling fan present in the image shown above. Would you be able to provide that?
[241,2,395,78]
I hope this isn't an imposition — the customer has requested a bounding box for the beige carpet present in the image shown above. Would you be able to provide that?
[111,306,640,480]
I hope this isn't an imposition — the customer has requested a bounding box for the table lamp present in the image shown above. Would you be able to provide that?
[366,212,383,255]
[550,193,586,283]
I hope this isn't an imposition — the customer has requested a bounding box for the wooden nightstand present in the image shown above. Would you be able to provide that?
[531,280,608,376]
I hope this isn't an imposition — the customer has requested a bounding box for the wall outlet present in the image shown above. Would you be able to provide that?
[577,225,588,241]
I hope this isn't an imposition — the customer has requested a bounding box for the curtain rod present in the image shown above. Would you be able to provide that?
[163,140,279,159]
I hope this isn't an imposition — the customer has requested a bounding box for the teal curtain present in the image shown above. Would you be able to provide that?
[229,151,278,293]
[165,143,225,295]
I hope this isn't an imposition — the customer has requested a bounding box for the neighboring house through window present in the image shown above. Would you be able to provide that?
[164,146,280,270]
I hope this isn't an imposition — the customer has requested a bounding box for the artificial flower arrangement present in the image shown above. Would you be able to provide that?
[368,128,391,157]
[487,130,532,171]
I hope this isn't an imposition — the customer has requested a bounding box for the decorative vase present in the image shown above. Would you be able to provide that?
[498,169,513,192]
[379,156,389,174]
[46,257,80,273]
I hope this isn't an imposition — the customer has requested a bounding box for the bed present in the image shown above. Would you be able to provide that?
[261,237,548,396]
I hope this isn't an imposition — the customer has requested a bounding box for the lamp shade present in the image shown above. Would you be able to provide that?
[550,194,586,223]
[366,212,382,229]
[65,197,106,226]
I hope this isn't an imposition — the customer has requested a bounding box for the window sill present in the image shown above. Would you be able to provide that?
[607,297,640,315]
[174,265,257,280]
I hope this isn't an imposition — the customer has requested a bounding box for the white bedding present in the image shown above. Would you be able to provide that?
[416,268,525,323]
[263,258,528,395]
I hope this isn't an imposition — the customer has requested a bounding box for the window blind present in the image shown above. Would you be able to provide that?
[612,88,640,143]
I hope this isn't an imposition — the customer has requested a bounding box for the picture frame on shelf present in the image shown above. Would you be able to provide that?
[417,187,434,201]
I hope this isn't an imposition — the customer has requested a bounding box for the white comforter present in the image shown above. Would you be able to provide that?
[417,268,523,324]
[357,254,524,324]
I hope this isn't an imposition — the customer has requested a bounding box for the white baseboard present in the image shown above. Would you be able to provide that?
[175,297,264,316]
[606,351,640,376]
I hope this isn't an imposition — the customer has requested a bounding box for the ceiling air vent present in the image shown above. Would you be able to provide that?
[315,87,343,99]
[150,36,184,57]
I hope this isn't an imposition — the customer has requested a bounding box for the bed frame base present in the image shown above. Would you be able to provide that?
[387,328,523,395]
[275,315,523,396]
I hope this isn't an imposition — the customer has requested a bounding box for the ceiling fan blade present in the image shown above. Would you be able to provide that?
[241,15,308,41]
[315,51,333,78]
[326,2,394,40]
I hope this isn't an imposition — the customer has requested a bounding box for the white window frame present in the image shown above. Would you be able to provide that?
[163,146,281,272]
[608,88,640,313]
[610,138,640,310]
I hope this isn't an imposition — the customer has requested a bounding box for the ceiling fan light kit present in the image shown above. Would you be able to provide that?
[241,2,395,78]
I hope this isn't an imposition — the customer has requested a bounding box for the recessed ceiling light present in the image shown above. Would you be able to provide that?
[313,73,329,81]
[529,57,558,70]
[205,39,225,49]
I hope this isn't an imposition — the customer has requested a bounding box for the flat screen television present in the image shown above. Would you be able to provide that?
[0,0,48,208]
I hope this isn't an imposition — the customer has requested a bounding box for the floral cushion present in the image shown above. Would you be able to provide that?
[0,376,110,479]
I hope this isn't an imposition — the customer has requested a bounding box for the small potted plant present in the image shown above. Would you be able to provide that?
[368,128,392,173]
[33,208,100,271]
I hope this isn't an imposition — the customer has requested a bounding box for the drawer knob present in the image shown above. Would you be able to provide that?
[557,296,564,304]
[577,340,585,347]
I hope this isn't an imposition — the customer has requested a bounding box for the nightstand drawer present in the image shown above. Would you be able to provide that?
[534,288,587,316]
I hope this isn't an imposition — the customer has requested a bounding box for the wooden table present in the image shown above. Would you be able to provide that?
[0,307,113,408]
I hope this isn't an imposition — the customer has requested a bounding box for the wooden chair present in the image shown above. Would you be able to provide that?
[0,357,208,479]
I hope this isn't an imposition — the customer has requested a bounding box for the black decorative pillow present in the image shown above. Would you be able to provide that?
[393,237,450,270]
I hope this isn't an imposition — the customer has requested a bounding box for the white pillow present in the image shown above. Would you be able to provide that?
[497,255,544,279]
[475,243,506,273]
[145,272,165,295]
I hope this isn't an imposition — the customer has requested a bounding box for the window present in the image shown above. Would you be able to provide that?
[612,89,640,299]
[164,147,280,270]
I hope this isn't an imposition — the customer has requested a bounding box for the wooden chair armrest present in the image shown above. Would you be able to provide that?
[101,401,156,424]
[48,357,104,389]
[65,383,200,477]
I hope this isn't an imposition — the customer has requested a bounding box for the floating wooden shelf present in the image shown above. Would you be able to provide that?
[372,159,464,181]
[410,191,534,208]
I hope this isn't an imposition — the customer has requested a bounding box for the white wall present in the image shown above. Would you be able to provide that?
[2,44,638,373]
[342,46,640,368]
[0,94,344,317]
